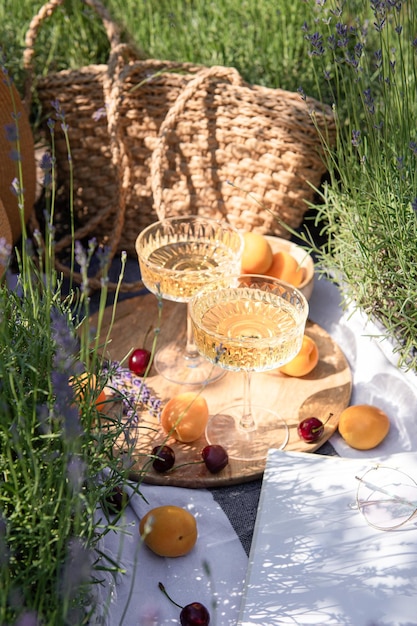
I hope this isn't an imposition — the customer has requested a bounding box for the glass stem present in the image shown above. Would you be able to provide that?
[240,371,256,430]
[184,305,200,360]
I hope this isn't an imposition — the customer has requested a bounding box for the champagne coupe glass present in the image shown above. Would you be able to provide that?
[189,274,309,460]
[135,216,244,385]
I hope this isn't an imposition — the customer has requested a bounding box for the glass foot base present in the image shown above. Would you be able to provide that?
[154,342,225,386]
[205,405,289,461]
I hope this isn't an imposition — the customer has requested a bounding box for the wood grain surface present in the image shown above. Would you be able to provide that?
[91,293,352,488]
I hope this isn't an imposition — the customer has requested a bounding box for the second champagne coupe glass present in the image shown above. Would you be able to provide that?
[135,216,244,385]
[189,274,309,460]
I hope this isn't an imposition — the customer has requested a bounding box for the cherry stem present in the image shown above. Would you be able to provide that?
[313,412,333,433]
[324,412,333,425]
[167,459,204,473]
[158,582,183,609]
[143,323,153,349]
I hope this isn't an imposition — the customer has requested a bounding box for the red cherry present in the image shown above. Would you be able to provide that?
[104,486,129,514]
[151,445,176,473]
[159,582,210,625]
[201,444,229,474]
[128,348,151,376]
[297,413,333,443]
[180,602,210,625]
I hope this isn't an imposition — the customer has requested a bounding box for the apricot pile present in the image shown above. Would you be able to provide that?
[241,232,273,274]
[241,232,304,287]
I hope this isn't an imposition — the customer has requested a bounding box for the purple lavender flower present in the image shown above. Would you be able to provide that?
[0,237,11,268]
[374,49,383,70]
[39,152,53,187]
[352,129,361,147]
[4,121,18,142]
[96,244,111,270]
[409,141,417,156]
[327,34,336,51]
[214,343,226,364]
[92,106,107,121]
[374,16,386,32]
[51,370,82,440]
[8,148,21,162]
[15,612,40,626]
[308,32,325,56]
[67,454,86,493]
[336,22,348,48]
[50,308,84,439]
[61,537,92,602]
[0,514,9,567]
[51,99,65,122]
[0,68,12,88]
[345,52,359,70]
[363,88,375,114]
[51,307,80,371]
[75,240,88,272]
[354,42,364,59]
[297,86,307,101]
[102,360,162,422]
[10,176,22,197]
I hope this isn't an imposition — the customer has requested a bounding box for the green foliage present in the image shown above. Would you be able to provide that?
[2,0,314,97]
[0,258,120,623]
[299,0,417,370]
[0,62,154,624]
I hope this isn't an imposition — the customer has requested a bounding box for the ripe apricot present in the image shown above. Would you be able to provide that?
[241,232,273,274]
[160,392,209,442]
[279,335,319,377]
[70,372,107,409]
[338,404,390,450]
[95,388,107,411]
[139,505,197,557]
[265,250,304,287]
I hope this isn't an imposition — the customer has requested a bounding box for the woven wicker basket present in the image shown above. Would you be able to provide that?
[25,0,336,290]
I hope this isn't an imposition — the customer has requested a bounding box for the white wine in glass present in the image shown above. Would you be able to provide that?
[135,216,244,385]
[189,274,309,460]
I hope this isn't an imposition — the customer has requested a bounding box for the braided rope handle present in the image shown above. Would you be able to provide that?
[150,65,245,220]
[23,0,121,109]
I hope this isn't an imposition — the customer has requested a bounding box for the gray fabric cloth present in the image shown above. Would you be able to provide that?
[210,440,337,555]
[210,479,263,556]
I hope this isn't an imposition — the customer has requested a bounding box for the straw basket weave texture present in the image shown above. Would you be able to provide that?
[24,0,336,291]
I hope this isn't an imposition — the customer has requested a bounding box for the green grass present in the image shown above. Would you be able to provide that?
[1,0,316,98]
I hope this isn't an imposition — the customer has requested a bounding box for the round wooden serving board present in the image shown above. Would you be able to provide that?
[91,293,352,488]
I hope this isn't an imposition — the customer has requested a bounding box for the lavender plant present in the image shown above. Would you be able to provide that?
[0,59,161,624]
[300,0,417,371]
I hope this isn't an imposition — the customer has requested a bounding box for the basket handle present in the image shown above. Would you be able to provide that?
[150,65,245,220]
[23,0,121,109]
